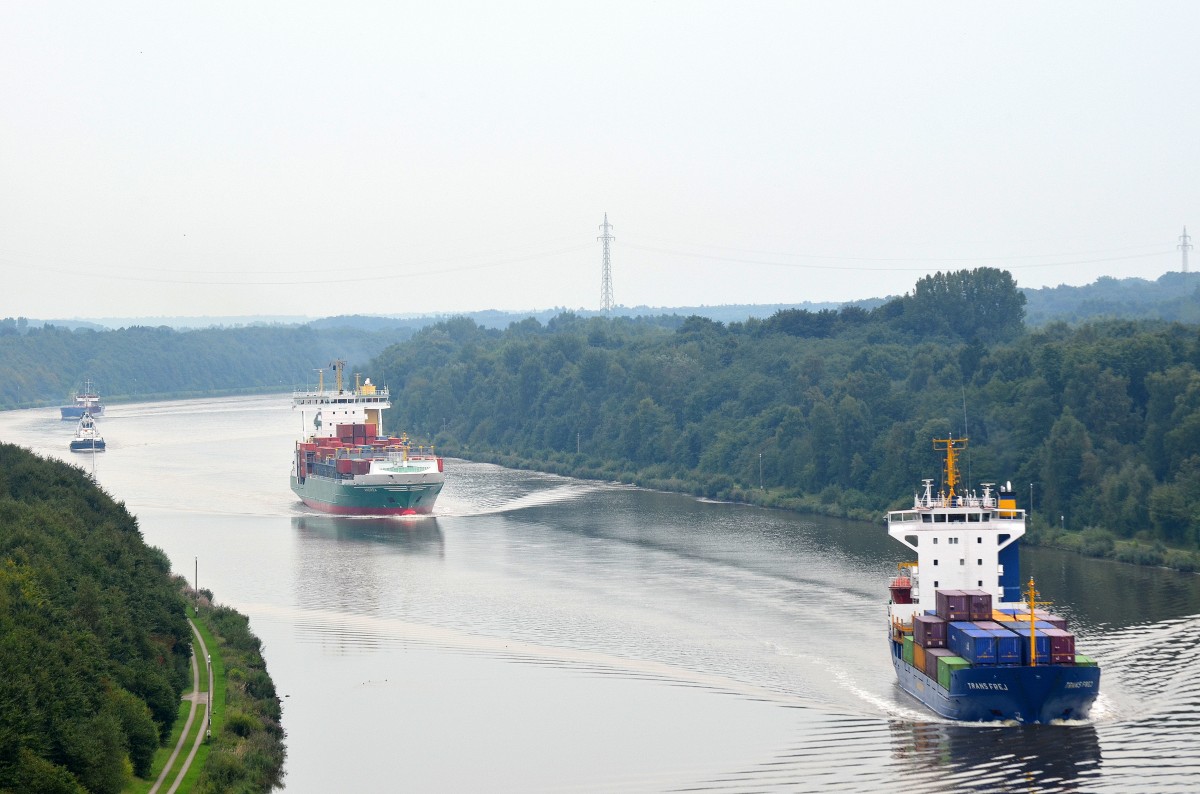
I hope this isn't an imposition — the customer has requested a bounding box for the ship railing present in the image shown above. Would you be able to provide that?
[890,615,913,642]
[291,388,391,402]
[913,493,999,509]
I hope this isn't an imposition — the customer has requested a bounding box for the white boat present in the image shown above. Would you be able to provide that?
[69,411,106,452]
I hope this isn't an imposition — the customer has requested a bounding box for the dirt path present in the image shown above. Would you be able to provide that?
[149,616,212,794]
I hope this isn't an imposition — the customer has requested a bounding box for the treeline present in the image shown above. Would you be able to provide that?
[0,323,404,409]
[1023,272,1200,327]
[0,443,191,793]
[370,268,1200,563]
[194,602,286,794]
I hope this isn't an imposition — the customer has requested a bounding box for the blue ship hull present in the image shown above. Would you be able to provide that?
[892,647,1100,723]
[61,405,103,419]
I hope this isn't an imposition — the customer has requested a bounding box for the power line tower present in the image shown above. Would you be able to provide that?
[1180,226,1193,273]
[598,213,615,312]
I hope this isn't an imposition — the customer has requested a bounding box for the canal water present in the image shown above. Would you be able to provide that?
[3,395,1199,792]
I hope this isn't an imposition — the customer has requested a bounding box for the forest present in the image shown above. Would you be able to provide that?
[0,323,402,410]
[0,443,192,792]
[2,269,1199,570]
[369,268,1200,569]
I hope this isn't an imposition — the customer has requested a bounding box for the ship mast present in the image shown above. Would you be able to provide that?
[933,437,968,498]
[329,359,346,393]
[1025,577,1051,666]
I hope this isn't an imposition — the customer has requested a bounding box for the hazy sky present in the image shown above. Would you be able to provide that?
[2,2,1197,321]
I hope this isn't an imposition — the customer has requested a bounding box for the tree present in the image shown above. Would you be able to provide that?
[893,267,1027,340]
[1037,409,1096,526]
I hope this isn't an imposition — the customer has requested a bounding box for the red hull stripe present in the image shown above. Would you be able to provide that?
[301,498,430,516]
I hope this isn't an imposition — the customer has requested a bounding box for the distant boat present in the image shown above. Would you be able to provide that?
[69,411,106,452]
[61,379,104,420]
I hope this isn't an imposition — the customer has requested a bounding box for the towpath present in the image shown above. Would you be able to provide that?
[149,615,213,794]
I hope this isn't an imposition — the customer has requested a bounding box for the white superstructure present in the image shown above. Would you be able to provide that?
[292,360,389,439]
[886,438,1025,625]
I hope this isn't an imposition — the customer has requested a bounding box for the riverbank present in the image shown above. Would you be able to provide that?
[128,595,285,794]
[189,596,287,793]
[448,447,1200,574]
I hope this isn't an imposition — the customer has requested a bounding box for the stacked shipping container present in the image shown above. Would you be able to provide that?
[897,587,1087,691]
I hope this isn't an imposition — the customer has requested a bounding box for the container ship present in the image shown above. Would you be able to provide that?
[290,360,444,516]
[886,437,1100,723]
[60,379,104,419]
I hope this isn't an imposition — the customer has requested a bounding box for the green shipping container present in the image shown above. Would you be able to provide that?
[1074,654,1099,667]
[903,635,914,666]
[937,655,971,690]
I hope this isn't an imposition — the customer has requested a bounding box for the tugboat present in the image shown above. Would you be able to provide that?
[69,411,106,452]
[61,379,104,420]
[290,360,444,516]
[886,437,1100,723]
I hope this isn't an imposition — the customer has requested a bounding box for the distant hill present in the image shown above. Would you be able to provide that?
[10,272,1198,334]
[298,300,889,332]
[1022,272,1200,326]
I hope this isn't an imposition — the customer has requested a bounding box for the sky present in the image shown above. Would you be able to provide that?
[1,2,1197,322]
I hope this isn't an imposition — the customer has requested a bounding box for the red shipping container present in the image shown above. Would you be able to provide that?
[913,615,947,648]
[962,589,993,621]
[936,590,970,621]
[336,459,353,474]
[1043,628,1076,663]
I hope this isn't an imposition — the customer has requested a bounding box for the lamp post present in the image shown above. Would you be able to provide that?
[758,452,763,490]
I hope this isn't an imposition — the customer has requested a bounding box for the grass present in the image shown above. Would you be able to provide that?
[125,604,224,793]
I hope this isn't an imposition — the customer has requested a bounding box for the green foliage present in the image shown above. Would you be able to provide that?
[224,709,263,739]
[192,605,285,793]
[0,322,404,409]
[363,270,1200,567]
[6,747,86,794]
[0,444,190,793]
[1024,272,1200,327]
[1079,528,1117,558]
[893,267,1027,340]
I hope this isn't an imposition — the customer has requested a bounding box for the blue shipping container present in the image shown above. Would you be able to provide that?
[1007,626,1053,665]
[988,628,1022,664]
[948,626,997,664]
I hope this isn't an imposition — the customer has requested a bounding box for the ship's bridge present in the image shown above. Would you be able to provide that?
[887,479,1026,609]
[292,364,392,438]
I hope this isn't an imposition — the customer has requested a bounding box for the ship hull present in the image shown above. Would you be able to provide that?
[891,650,1100,723]
[290,473,442,516]
[69,440,105,452]
[61,405,103,419]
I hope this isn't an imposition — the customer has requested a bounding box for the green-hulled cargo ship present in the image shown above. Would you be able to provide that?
[290,360,444,516]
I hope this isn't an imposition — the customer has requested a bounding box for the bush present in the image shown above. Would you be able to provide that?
[1080,528,1116,558]
[1164,549,1200,572]
[1114,541,1164,567]
[9,748,86,794]
[225,709,263,738]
